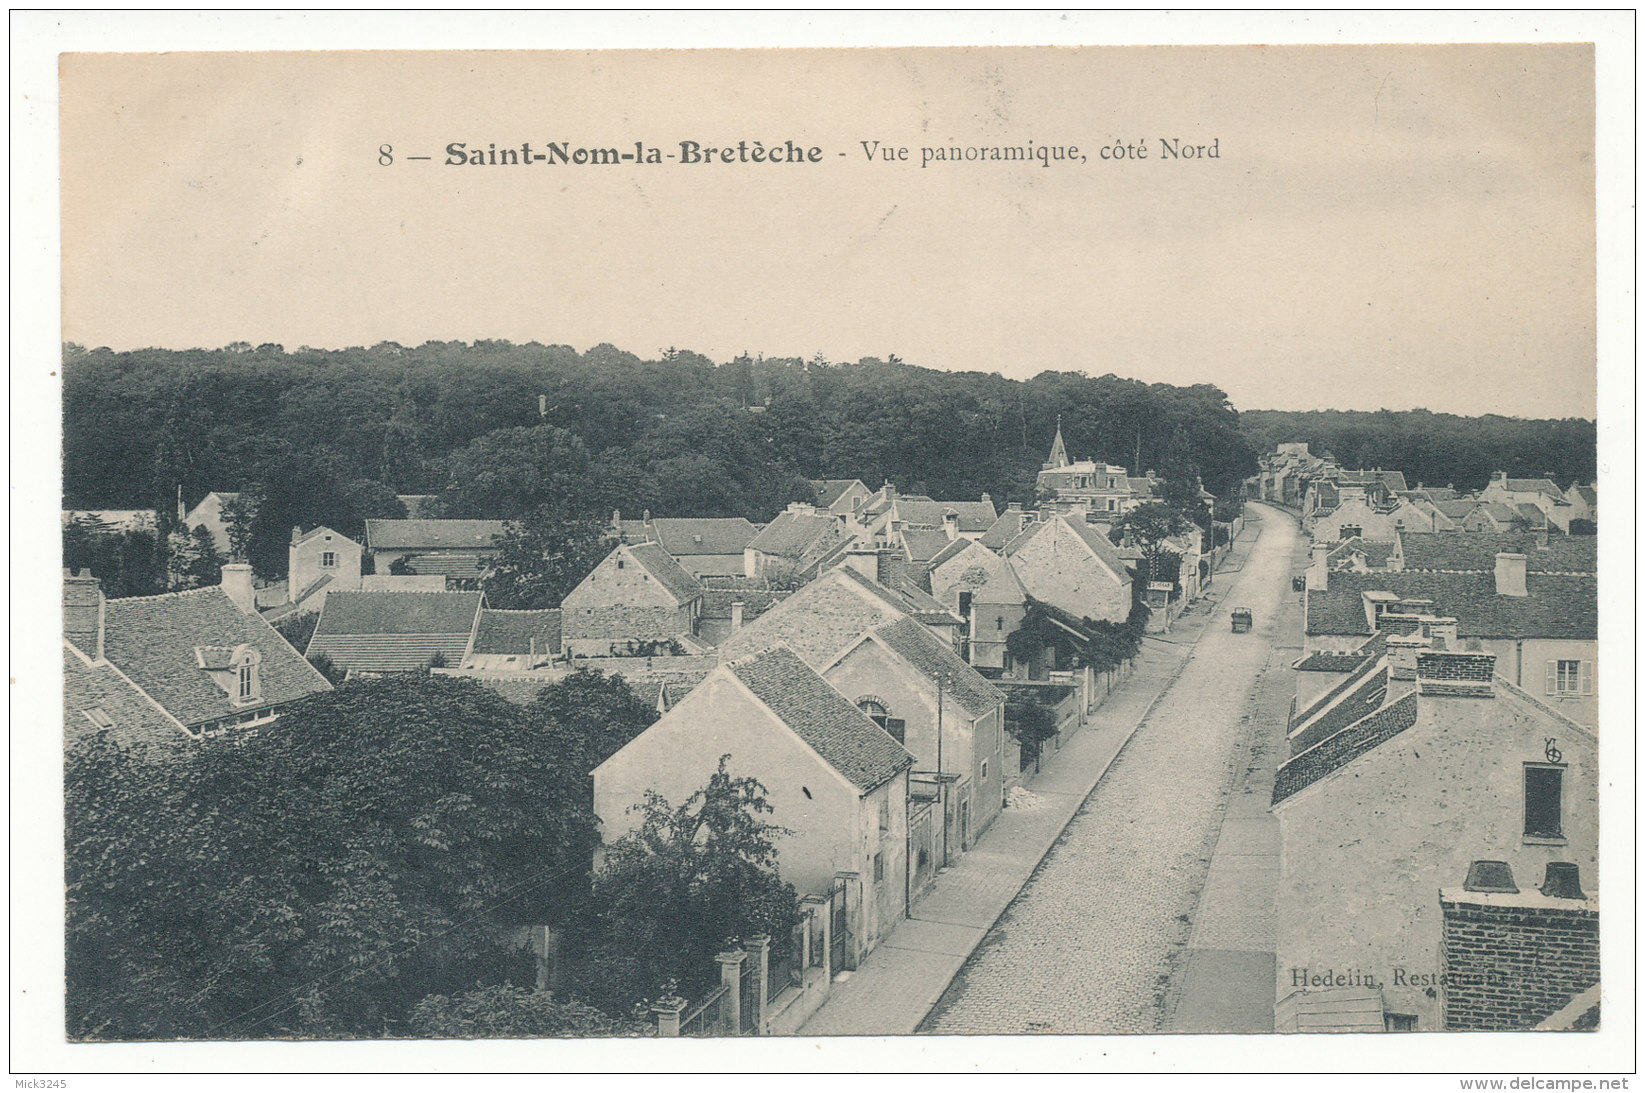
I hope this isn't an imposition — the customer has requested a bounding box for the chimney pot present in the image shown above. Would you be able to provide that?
[1539,862,1586,900]
[1463,860,1518,894]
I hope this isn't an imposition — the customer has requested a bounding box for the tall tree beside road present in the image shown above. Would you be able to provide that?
[1116,501,1192,587]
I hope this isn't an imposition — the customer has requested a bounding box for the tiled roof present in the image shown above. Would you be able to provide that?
[890,499,998,533]
[1305,572,1597,641]
[401,553,491,580]
[1397,532,1596,575]
[1434,500,1480,519]
[1292,651,1369,672]
[472,609,562,655]
[1479,502,1522,523]
[1289,665,1393,754]
[646,517,759,556]
[700,587,788,620]
[900,528,955,564]
[64,643,190,749]
[306,591,483,672]
[625,543,704,604]
[1273,691,1420,804]
[979,510,1034,552]
[833,563,962,624]
[365,519,507,552]
[871,617,1005,718]
[1005,515,1130,580]
[926,536,975,571]
[809,479,863,508]
[1570,484,1597,507]
[1375,471,1409,492]
[1503,478,1562,495]
[746,511,843,558]
[307,591,484,635]
[728,645,913,792]
[99,586,332,727]
[293,525,353,547]
[1327,537,1395,569]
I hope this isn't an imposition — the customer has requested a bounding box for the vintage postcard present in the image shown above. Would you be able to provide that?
[14,10,1635,1082]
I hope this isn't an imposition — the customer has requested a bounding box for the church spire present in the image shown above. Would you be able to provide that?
[1047,414,1070,469]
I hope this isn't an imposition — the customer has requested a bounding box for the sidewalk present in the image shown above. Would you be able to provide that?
[797,520,1262,1037]
[1162,506,1307,1032]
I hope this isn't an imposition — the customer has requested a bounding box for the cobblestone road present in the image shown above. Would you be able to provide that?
[922,506,1298,1034]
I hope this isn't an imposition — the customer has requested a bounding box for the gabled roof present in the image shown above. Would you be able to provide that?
[1305,572,1597,641]
[646,517,760,556]
[293,525,355,548]
[746,511,843,558]
[808,479,865,508]
[64,643,191,749]
[624,542,704,604]
[1004,514,1129,581]
[1272,690,1419,804]
[98,586,332,727]
[1397,532,1596,575]
[1569,484,1597,507]
[306,590,483,673]
[1434,499,1481,519]
[974,558,1029,606]
[1327,537,1396,569]
[900,528,955,564]
[979,510,1035,552]
[365,519,507,552]
[472,608,562,655]
[1478,502,1523,523]
[1374,471,1409,492]
[926,536,977,571]
[868,617,1005,718]
[832,563,961,625]
[728,645,913,792]
[888,499,998,533]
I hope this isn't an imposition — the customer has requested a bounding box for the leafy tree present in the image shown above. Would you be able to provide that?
[1116,501,1192,586]
[165,526,223,590]
[484,508,609,610]
[522,668,659,781]
[306,652,346,686]
[408,985,645,1038]
[572,758,801,1014]
[65,676,600,1040]
[1004,695,1058,773]
[271,611,319,654]
[62,516,167,599]
[441,425,596,520]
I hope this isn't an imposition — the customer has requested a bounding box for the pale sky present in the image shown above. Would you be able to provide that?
[60,44,1597,417]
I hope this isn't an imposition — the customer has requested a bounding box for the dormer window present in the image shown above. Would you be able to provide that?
[231,645,263,704]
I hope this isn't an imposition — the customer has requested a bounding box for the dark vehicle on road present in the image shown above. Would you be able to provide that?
[1230,608,1253,633]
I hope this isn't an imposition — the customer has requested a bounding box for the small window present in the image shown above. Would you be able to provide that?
[981,759,989,780]
[238,662,255,699]
[858,699,889,728]
[1385,1014,1417,1032]
[616,559,625,569]
[884,718,906,744]
[873,852,885,883]
[878,796,890,832]
[995,617,1004,631]
[957,590,972,618]
[320,551,337,568]
[1548,659,1591,696]
[1524,766,1564,840]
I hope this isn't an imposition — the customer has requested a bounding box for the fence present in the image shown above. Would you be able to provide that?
[677,983,735,1037]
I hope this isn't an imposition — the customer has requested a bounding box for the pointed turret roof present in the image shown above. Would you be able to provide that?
[1046,415,1070,469]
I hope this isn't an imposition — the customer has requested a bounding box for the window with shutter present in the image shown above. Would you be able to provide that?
[884,718,905,744]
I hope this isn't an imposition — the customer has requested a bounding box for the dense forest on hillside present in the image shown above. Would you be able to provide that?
[61,342,1258,526]
[1241,409,1598,493]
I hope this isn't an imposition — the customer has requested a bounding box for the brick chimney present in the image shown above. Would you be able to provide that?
[220,563,257,615]
[980,492,992,508]
[730,601,745,632]
[63,569,105,659]
[1305,541,1331,591]
[1494,552,1528,597]
[1006,501,1022,513]
[1417,649,1497,698]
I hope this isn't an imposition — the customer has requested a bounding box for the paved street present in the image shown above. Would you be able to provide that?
[919,504,1299,1034]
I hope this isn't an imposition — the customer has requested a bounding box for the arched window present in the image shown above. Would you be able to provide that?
[855,696,905,744]
[857,699,889,727]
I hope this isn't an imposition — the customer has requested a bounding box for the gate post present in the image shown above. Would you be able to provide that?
[652,996,687,1037]
[716,947,747,1035]
[747,934,771,1033]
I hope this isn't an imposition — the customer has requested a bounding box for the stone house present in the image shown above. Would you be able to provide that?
[1000,513,1133,625]
[1302,552,1597,729]
[716,554,965,667]
[592,645,914,969]
[460,608,562,670]
[968,560,1031,674]
[1563,482,1597,527]
[863,495,999,549]
[63,564,332,744]
[817,616,1009,857]
[807,479,872,518]
[268,525,364,619]
[1479,472,1577,532]
[305,590,486,675]
[364,518,508,583]
[1033,422,1139,517]
[609,512,761,579]
[560,542,703,656]
[1460,501,1529,534]
[926,536,1004,620]
[743,504,852,581]
[1273,648,1597,1031]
